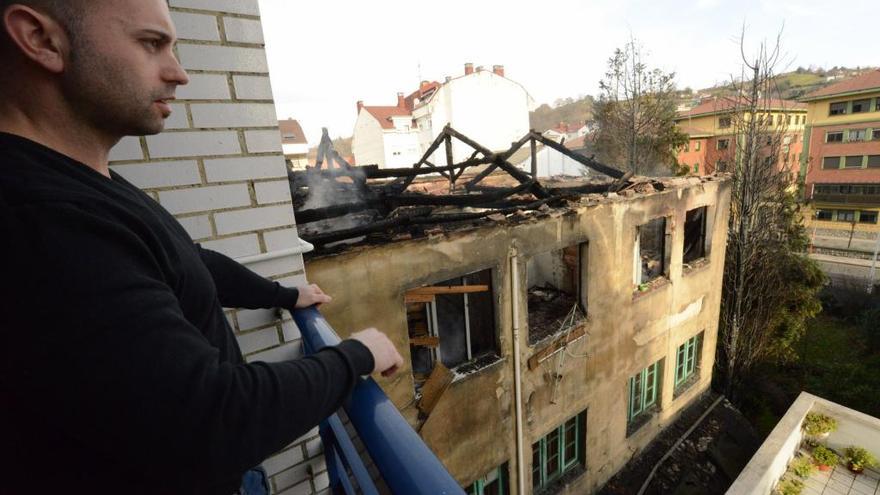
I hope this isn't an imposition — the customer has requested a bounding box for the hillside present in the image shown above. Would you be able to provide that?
[527,66,877,131]
[529,96,595,132]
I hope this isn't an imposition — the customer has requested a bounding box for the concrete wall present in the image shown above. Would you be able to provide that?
[305,177,732,493]
[107,1,323,493]
[382,128,422,168]
[352,110,386,168]
[416,70,534,163]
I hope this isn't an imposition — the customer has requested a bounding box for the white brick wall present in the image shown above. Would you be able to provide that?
[106,2,322,492]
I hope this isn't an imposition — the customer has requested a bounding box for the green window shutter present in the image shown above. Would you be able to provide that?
[644,363,658,408]
[675,344,686,386]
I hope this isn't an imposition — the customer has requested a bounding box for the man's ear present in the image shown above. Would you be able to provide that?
[2,5,69,74]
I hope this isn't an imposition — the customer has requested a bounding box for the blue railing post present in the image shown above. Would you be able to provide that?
[293,307,465,495]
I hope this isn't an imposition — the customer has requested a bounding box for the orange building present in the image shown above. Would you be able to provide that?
[674,97,807,178]
[800,70,880,245]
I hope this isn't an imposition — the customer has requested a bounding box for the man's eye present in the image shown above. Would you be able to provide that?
[143,39,161,50]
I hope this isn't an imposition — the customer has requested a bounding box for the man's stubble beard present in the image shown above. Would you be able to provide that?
[60,36,167,140]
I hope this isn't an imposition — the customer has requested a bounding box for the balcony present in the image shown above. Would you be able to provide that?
[292,307,465,495]
[812,193,880,205]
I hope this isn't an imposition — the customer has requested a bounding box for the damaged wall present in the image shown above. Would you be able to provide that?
[305,176,732,493]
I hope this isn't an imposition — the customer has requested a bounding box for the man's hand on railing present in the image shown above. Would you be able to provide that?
[295,284,332,308]
[351,328,404,377]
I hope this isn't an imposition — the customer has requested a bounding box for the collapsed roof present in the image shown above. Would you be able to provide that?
[290,125,699,255]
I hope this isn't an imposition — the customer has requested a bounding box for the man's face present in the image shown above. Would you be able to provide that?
[59,0,189,138]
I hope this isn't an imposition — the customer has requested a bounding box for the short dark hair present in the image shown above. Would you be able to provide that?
[1,1,83,43]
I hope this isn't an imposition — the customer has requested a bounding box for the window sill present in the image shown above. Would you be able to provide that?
[626,405,660,437]
[535,464,586,495]
[633,277,670,300]
[450,353,505,385]
[682,257,710,275]
[673,372,701,400]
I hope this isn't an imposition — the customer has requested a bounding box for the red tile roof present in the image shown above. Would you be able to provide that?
[360,81,440,129]
[279,119,307,144]
[676,97,806,118]
[802,70,880,100]
[405,81,441,110]
[362,106,413,130]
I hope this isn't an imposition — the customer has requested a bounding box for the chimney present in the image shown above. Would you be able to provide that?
[356,100,364,113]
[493,65,505,77]
[419,80,431,93]
[464,62,474,75]
[397,92,406,108]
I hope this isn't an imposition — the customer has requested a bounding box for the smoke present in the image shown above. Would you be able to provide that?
[300,168,367,210]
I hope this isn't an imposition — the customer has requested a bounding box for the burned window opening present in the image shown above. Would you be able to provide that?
[406,269,498,395]
[683,206,708,265]
[635,217,668,287]
[527,244,587,345]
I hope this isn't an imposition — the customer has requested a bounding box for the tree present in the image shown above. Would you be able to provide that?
[592,39,687,175]
[714,30,825,398]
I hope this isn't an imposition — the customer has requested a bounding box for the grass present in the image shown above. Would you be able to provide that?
[741,313,880,436]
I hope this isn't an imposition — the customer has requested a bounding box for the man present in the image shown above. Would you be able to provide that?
[0,1,404,493]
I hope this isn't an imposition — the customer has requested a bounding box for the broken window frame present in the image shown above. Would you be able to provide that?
[674,332,704,392]
[683,206,709,265]
[633,216,670,288]
[406,269,498,393]
[466,463,509,495]
[531,411,585,491]
[526,242,589,345]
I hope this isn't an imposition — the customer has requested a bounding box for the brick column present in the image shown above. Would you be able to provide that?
[107,1,326,493]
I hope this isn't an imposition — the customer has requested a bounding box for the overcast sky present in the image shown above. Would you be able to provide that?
[256,0,874,145]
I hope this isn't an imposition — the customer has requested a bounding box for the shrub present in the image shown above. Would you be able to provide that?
[802,413,837,436]
[844,446,878,471]
[813,445,839,467]
[791,456,816,478]
[775,478,804,495]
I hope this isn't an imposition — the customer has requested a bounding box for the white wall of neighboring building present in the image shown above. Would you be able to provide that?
[516,146,590,178]
[383,130,422,168]
[282,143,309,157]
[415,69,535,163]
[352,111,386,167]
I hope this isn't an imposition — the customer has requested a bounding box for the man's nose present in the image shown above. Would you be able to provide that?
[163,53,190,87]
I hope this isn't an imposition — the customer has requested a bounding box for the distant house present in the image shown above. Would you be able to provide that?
[673,97,807,177]
[542,121,589,144]
[352,63,536,168]
[279,119,309,169]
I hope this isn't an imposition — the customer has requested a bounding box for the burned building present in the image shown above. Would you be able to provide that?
[291,127,732,494]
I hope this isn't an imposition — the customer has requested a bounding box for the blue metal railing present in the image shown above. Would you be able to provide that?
[292,307,465,495]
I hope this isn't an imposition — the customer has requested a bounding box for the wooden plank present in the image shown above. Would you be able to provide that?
[530,136,537,177]
[404,293,435,304]
[527,325,587,370]
[407,285,489,296]
[410,336,440,348]
[418,362,454,416]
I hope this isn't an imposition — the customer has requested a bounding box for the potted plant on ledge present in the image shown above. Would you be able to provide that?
[812,445,839,472]
[844,446,878,474]
[802,412,837,440]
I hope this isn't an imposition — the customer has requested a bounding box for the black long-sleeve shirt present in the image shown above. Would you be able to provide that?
[0,132,374,494]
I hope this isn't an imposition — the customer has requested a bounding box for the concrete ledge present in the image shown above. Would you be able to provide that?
[728,392,880,494]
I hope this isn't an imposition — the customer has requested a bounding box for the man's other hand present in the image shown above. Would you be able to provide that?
[295,284,332,308]
[351,328,404,377]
